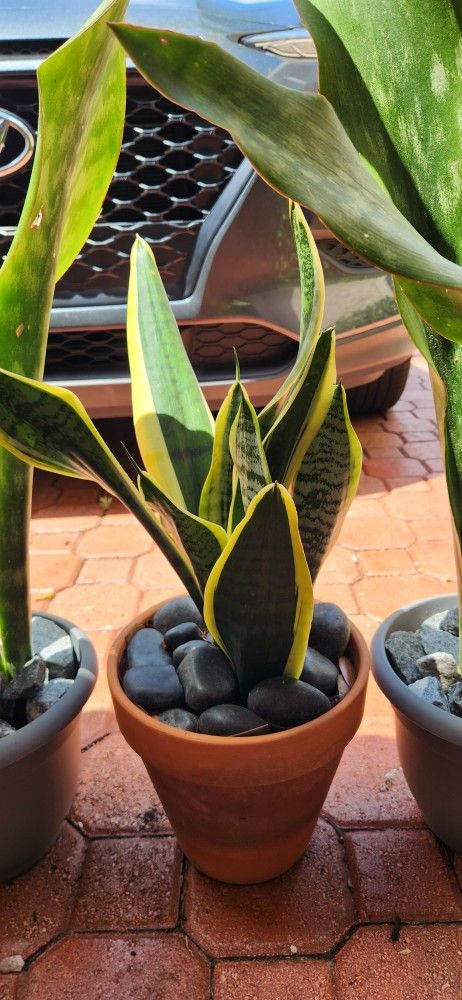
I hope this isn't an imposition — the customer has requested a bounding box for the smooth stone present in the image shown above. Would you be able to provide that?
[416,652,459,692]
[40,635,76,680]
[0,720,16,739]
[408,675,449,710]
[123,657,183,713]
[418,624,459,661]
[248,677,331,728]
[309,602,350,662]
[447,681,462,717]
[126,628,169,671]
[0,674,15,724]
[301,647,339,695]
[422,607,459,636]
[151,596,205,634]
[178,646,238,713]
[198,704,269,737]
[31,615,67,654]
[163,621,203,652]
[157,708,199,733]
[385,630,425,684]
[26,678,74,721]
[3,656,47,701]
[172,639,210,668]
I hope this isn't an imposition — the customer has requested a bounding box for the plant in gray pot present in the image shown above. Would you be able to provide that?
[0,0,128,880]
[106,0,462,849]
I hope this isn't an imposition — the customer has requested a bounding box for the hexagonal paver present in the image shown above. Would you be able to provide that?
[70,732,171,836]
[323,733,423,828]
[339,517,414,550]
[334,925,462,1000]
[48,583,140,632]
[345,830,462,921]
[0,824,84,961]
[77,523,152,558]
[0,979,17,1000]
[214,960,335,999]
[183,820,353,957]
[16,934,209,1000]
[70,837,181,930]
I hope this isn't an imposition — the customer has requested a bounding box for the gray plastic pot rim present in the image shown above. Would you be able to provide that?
[371,592,462,747]
[0,611,97,768]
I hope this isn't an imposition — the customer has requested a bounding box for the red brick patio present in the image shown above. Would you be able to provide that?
[1,356,462,999]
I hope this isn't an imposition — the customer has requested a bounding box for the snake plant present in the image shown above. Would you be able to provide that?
[108,0,462,666]
[0,0,129,676]
[0,202,361,695]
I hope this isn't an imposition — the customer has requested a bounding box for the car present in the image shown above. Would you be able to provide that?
[0,0,412,417]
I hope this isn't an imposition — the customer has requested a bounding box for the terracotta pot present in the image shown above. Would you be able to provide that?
[372,593,462,852]
[0,613,97,881]
[108,600,369,884]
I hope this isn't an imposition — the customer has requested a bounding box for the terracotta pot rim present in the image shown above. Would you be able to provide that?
[0,611,97,769]
[372,592,462,747]
[108,602,370,749]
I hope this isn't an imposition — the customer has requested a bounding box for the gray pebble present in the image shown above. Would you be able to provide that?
[2,656,47,701]
[40,635,76,680]
[198,704,269,736]
[418,624,459,660]
[408,675,449,710]
[0,720,16,739]
[417,652,459,691]
[126,628,167,671]
[309,602,350,662]
[385,631,425,684]
[301,647,339,695]
[157,708,199,732]
[422,607,459,636]
[248,677,331,728]
[164,621,203,652]
[178,646,238,713]
[32,615,67,653]
[123,657,183,713]
[151,596,205,634]
[26,678,74,721]
[447,681,462,717]
[172,639,210,668]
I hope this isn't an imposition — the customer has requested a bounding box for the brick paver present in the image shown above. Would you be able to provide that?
[3,357,462,998]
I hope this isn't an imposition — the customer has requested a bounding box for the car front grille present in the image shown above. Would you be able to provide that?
[1,72,244,301]
[44,322,297,381]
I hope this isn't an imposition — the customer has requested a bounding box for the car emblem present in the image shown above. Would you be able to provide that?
[0,109,34,178]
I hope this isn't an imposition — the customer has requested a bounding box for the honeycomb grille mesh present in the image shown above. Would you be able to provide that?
[44,323,297,380]
[0,74,244,300]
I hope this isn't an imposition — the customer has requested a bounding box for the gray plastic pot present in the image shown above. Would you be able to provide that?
[372,593,462,851]
[0,613,97,881]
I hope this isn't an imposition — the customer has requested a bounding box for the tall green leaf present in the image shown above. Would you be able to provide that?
[229,386,271,511]
[259,201,325,437]
[128,236,214,513]
[264,329,336,485]
[0,0,128,671]
[0,370,203,610]
[139,470,227,594]
[199,381,242,529]
[110,23,462,343]
[293,384,362,579]
[204,483,313,695]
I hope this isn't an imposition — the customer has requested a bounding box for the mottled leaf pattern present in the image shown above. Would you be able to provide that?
[204,483,313,695]
[264,329,336,486]
[199,381,242,528]
[0,369,203,609]
[293,385,362,579]
[229,386,271,511]
[259,202,325,437]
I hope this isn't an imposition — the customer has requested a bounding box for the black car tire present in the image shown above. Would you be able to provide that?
[345,359,411,416]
